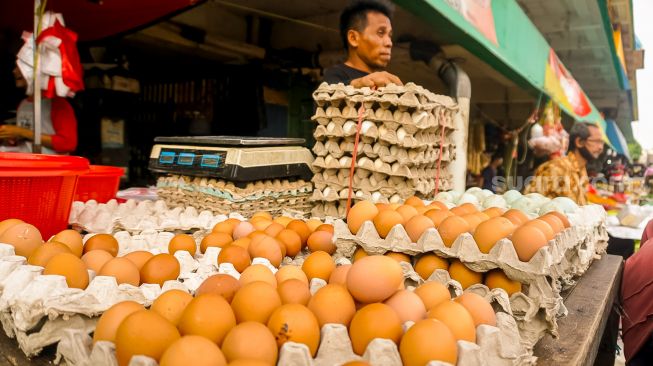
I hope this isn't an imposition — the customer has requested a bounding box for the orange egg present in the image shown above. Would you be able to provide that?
[151,289,193,326]
[251,219,273,232]
[200,232,233,253]
[342,362,371,366]
[218,245,251,273]
[539,214,564,235]
[502,209,529,226]
[251,211,273,221]
[275,229,302,257]
[307,231,335,254]
[275,265,309,285]
[307,284,356,327]
[388,203,402,210]
[484,269,522,296]
[27,241,72,267]
[511,225,548,262]
[396,205,419,223]
[414,281,451,310]
[347,255,403,303]
[286,220,311,248]
[415,206,430,215]
[140,254,180,286]
[427,300,476,342]
[230,237,251,251]
[168,234,197,257]
[43,253,89,289]
[227,360,270,366]
[99,257,141,286]
[438,216,470,247]
[473,217,515,254]
[273,216,293,227]
[346,201,379,235]
[0,218,23,236]
[267,304,321,356]
[315,224,334,234]
[526,219,555,241]
[83,233,119,257]
[93,301,144,344]
[414,253,449,280]
[424,209,453,228]
[429,201,449,211]
[305,219,323,232]
[221,322,278,365]
[231,281,281,324]
[196,274,241,302]
[247,236,283,268]
[301,251,335,282]
[263,222,285,237]
[405,196,425,207]
[384,251,411,264]
[352,247,368,262]
[82,249,114,273]
[375,203,391,212]
[115,310,180,366]
[461,213,484,232]
[123,250,154,270]
[454,292,497,327]
[0,223,43,258]
[400,318,458,366]
[178,294,236,346]
[450,203,477,215]
[448,260,482,289]
[384,289,427,323]
[328,264,351,286]
[213,218,241,235]
[239,264,277,287]
[233,222,255,240]
[278,279,311,305]
[482,207,505,218]
[349,303,402,355]
[546,211,571,228]
[51,229,83,257]
[372,210,403,239]
[404,215,435,242]
[159,335,227,366]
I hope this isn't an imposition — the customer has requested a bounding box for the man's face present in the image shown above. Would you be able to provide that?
[349,11,393,70]
[577,125,605,160]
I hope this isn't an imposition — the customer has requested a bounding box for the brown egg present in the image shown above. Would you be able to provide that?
[482,207,505,218]
[93,301,144,344]
[151,289,193,326]
[82,249,114,273]
[384,289,427,323]
[301,251,335,282]
[239,264,277,287]
[286,220,311,248]
[424,209,454,228]
[0,218,23,236]
[305,219,323,232]
[43,252,89,289]
[123,250,154,270]
[213,218,241,235]
[454,292,496,327]
[502,209,529,226]
[200,232,233,253]
[307,231,335,254]
[196,274,241,302]
[233,222,255,240]
[178,294,236,345]
[346,201,379,235]
[396,205,419,223]
[227,360,271,366]
[352,247,368,262]
[427,300,476,342]
[278,279,311,305]
[248,236,283,268]
[400,318,457,366]
[51,229,83,257]
[83,234,119,257]
[349,303,402,355]
[221,321,278,365]
[315,224,334,234]
[388,203,402,210]
[275,229,302,258]
[404,215,435,242]
[252,211,273,221]
[405,196,425,207]
[473,217,515,254]
[415,206,431,215]
[275,265,309,286]
[526,219,555,241]
[267,304,321,356]
[414,253,449,280]
[510,224,548,262]
[160,335,227,366]
[546,211,571,228]
[27,241,72,267]
[0,222,43,258]
[168,234,197,257]
[328,264,351,286]
[384,251,411,264]
[448,260,482,289]
[218,245,251,273]
[99,257,141,286]
[273,216,293,227]
[347,255,403,303]
[307,284,356,327]
[484,269,522,296]
[231,281,281,323]
[375,202,391,212]
[263,222,285,237]
[539,214,564,235]
[414,281,451,310]
[429,201,449,211]
[251,219,273,232]
[230,237,251,250]
[461,213,484,232]
[115,310,180,366]
[450,203,478,215]
[140,254,180,286]
[438,216,470,247]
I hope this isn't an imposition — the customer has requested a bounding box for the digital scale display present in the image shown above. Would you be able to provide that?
[201,154,222,168]
[159,151,175,164]
[178,153,195,166]
[156,149,226,170]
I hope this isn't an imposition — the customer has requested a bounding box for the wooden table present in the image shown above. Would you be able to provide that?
[535,254,624,366]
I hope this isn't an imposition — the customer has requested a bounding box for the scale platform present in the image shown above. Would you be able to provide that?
[149,136,314,182]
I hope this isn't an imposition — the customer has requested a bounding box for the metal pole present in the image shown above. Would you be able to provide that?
[32,0,42,154]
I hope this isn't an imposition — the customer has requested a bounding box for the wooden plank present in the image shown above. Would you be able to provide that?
[535,254,624,366]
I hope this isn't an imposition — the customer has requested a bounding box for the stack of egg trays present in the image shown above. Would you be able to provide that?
[310,82,458,219]
[332,204,609,351]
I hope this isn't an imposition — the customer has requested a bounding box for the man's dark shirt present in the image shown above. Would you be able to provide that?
[323,63,368,85]
[481,166,497,192]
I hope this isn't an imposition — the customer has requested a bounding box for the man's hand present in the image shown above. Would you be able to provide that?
[351,71,402,88]
[0,125,31,140]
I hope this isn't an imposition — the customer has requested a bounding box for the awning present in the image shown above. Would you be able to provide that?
[606,119,631,160]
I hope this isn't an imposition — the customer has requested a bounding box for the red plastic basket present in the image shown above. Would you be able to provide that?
[74,165,124,203]
[0,153,89,239]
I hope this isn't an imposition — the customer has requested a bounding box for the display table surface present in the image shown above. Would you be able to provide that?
[0,254,624,366]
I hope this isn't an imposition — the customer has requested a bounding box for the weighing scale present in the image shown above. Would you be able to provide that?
[149,136,314,184]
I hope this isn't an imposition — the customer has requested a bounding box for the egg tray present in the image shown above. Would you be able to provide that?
[311,170,453,196]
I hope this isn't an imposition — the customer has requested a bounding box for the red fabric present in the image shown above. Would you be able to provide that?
[37,20,84,97]
[622,237,653,361]
[50,97,77,153]
[643,220,653,244]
